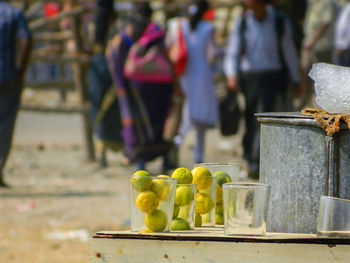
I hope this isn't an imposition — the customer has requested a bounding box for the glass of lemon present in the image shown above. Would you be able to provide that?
[192,165,217,227]
[171,183,197,230]
[130,171,177,233]
[195,163,240,226]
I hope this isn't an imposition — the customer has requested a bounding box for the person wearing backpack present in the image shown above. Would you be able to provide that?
[106,2,175,172]
[223,0,301,179]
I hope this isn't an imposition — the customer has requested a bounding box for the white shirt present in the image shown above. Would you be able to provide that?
[223,6,300,84]
[335,3,350,49]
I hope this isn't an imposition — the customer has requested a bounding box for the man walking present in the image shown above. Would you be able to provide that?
[223,0,300,179]
[0,0,32,187]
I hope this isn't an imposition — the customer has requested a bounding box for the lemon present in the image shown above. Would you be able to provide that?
[171,218,191,230]
[201,213,210,224]
[216,204,223,215]
[175,185,194,206]
[215,213,224,225]
[177,206,189,220]
[145,209,168,232]
[136,191,159,214]
[171,168,193,184]
[196,192,214,214]
[195,213,202,227]
[151,176,171,201]
[131,170,153,192]
[157,175,170,178]
[173,204,179,219]
[213,171,231,187]
[216,185,223,204]
[192,166,212,190]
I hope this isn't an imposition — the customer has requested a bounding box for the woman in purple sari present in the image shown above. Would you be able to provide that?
[107,2,174,171]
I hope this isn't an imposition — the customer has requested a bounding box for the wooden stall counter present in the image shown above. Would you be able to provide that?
[90,228,350,263]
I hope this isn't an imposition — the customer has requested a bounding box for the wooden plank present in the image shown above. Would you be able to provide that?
[93,229,350,244]
[90,237,350,263]
[29,5,89,31]
[71,14,95,161]
[33,31,73,42]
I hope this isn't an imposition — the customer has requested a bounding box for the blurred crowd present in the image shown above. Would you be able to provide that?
[1,0,350,187]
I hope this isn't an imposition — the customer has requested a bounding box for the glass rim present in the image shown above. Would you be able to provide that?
[222,182,270,189]
[320,195,350,204]
[176,183,197,186]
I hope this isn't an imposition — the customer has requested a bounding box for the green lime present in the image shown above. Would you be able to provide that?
[195,213,202,227]
[213,171,231,187]
[173,204,179,219]
[215,213,224,225]
[171,218,191,230]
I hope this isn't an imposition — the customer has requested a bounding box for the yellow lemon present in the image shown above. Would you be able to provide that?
[177,206,189,220]
[173,204,179,219]
[216,204,223,215]
[136,191,159,214]
[171,218,191,230]
[131,170,153,192]
[171,167,193,184]
[195,213,202,227]
[216,185,223,204]
[191,166,212,190]
[145,209,168,232]
[196,192,214,214]
[214,171,231,187]
[175,185,194,206]
[215,213,224,225]
[151,176,171,201]
[201,213,210,224]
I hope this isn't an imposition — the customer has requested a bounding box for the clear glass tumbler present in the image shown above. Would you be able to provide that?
[317,195,350,238]
[195,163,240,225]
[172,183,197,230]
[130,175,177,232]
[223,182,270,236]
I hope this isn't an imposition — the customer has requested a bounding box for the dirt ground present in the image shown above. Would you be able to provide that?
[0,111,247,263]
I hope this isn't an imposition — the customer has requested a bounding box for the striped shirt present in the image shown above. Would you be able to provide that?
[0,1,31,83]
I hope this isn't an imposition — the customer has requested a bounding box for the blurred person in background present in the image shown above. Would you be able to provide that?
[106,1,175,172]
[0,0,32,187]
[223,0,301,179]
[95,0,115,46]
[334,2,350,66]
[169,0,222,164]
[300,0,339,106]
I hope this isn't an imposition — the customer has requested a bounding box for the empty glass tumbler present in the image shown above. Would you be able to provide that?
[317,195,350,238]
[223,183,270,236]
[130,175,177,232]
